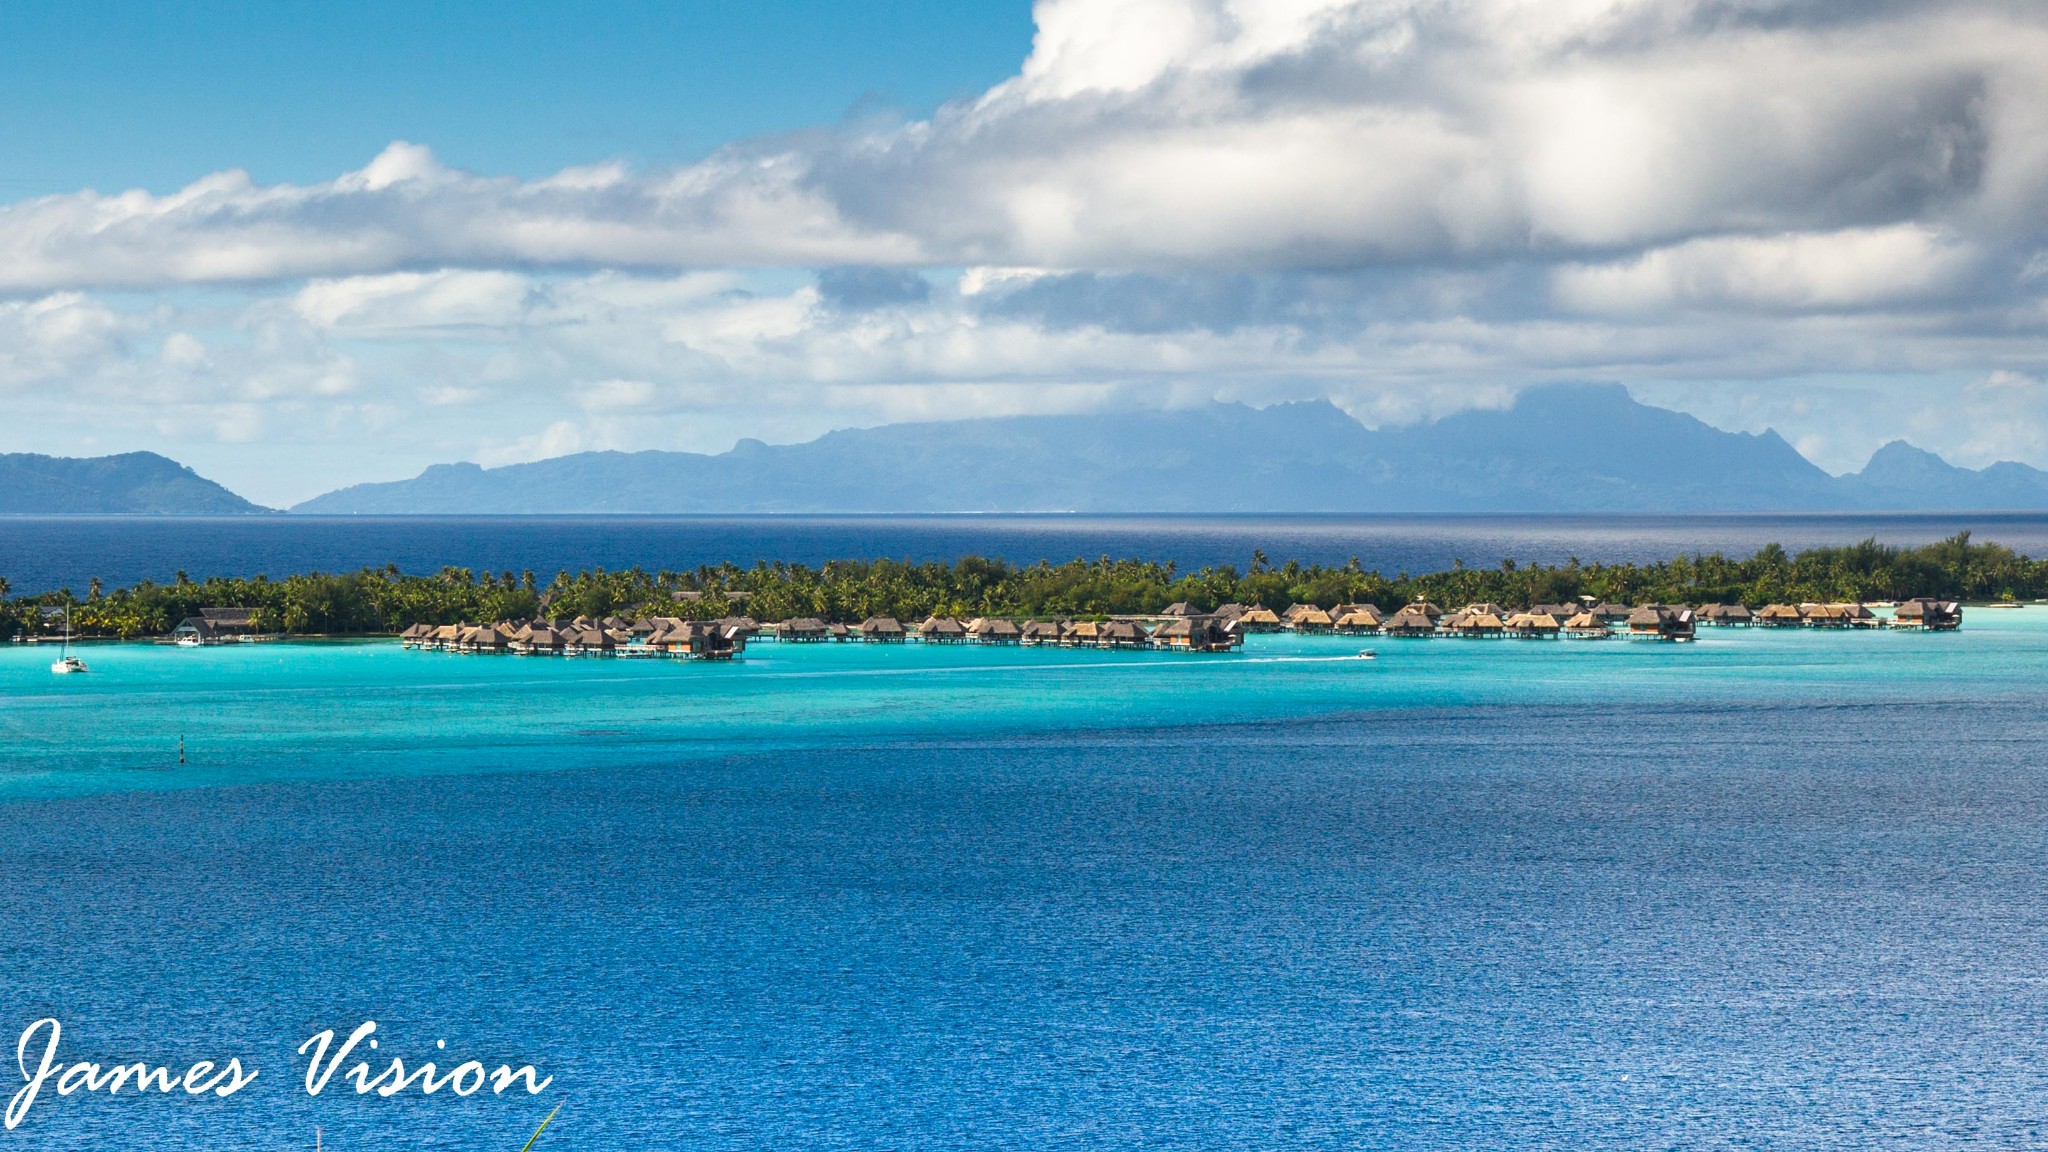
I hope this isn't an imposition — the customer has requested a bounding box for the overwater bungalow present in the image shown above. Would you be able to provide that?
[1755,603,1803,627]
[1562,611,1612,638]
[916,616,967,643]
[1401,601,1445,622]
[1382,607,1438,637]
[826,622,852,641]
[1234,605,1284,632]
[1449,610,1506,638]
[1066,620,1105,645]
[1588,602,1632,623]
[775,617,830,642]
[1020,620,1065,646]
[1212,603,1247,623]
[1837,603,1881,628]
[1286,606,1335,634]
[1153,615,1236,652]
[1891,597,1961,630]
[1626,605,1695,641]
[517,626,564,655]
[652,620,739,659]
[1698,603,1754,626]
[1160,602,1196,617]
[1530,603,1578,621]
[1799,603,1852,629]
[858,616,907,643]
[1503,611,1561,638]
[399,623,432,648]
[967,617,1022,644]
[1098,620,1151,649]
[1332,606,1384,634]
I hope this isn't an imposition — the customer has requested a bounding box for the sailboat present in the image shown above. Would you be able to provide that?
[50,604,88,674]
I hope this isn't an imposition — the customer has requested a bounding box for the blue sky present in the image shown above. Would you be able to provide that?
[2,0,2046,506]
[0,1,1034,195]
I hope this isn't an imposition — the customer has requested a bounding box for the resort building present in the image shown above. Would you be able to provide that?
[1152,615,1238,652]
[1382,606,1438,637]
[170,607,261,645]
[1625,605,1696,641]
[1503,611,1561,638]
[858,617,907,642]
[1098,620,1152,649]
[1234,605,1283,633]
[1562,611,1612,638]
[775,617,830,641]
[1332,606,1384,634]
[1698,604,1754,626]
[1754,604,1804,627]
[1891,598,1961,630]
[916,616,968,643]
[967,617,1022,644]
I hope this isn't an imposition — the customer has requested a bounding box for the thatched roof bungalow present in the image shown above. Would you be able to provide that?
[1286,606,1335,634]
[1153,615,1235,652]
[1382,607,1438,637]
[1332,606,1383,634]
[776,617,830,641]
[968,617,1022,644]
[1504,611,1561,638]
[1755,603,1803,626]
[917,616,967,643]
[1020,620,1066,646]
[1589,602,1632,622]
[1626,605,1695,641]
[1698,603,1753,625]
[1098,620,1151,649]
[1562,611,1611,638]
[859,616,907,642]
[1449,610,1505,638]
[1233,605,1282,632]
[1891,597,1961,630]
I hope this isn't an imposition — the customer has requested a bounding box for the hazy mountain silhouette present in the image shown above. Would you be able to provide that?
[0,452,268,514]
[290,384,2048,514]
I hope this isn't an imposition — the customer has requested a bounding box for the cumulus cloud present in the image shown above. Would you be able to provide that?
[0,1,2042,289]
[5,0,2048,503]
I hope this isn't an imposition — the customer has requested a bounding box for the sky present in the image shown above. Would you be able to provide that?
[2,0,2046,507]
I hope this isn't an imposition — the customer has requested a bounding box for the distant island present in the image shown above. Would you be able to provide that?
[0,532,2022,641]
[0,452,268,514]
[294,384,2048,515]
[15,385,2048,516]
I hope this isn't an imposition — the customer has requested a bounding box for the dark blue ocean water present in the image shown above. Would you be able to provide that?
[6,701,2048,1149]
[5,512,2048,593]
[6,617,2048,1149]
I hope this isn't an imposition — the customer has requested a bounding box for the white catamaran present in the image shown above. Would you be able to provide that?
[50,604,88,674]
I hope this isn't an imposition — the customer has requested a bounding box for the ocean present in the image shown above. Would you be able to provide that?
[6,512,2048,594]
[5,613,2048,1149]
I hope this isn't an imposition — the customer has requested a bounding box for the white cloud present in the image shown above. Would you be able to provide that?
[4,0,2048,503]
[1553,226,1976,313]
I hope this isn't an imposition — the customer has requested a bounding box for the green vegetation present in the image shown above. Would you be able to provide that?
[1,532,2037,640]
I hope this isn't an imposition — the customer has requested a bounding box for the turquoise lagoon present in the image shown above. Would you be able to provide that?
[4,617,2048,1150]
[2,618,2027,799]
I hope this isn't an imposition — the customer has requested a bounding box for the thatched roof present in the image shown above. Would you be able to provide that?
[1161,602,1195,617]
[1238,606,1281,625]
[968,617,1021,636]
[859,616,905,635]
[917,616,966,636]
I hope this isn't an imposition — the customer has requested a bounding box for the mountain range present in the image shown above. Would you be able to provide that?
[293,384,2048,514]
[13,385,2048,515]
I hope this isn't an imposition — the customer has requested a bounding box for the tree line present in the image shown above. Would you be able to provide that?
[0,532,2034,640]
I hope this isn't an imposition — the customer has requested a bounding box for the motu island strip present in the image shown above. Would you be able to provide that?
[0,533,2007,651]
